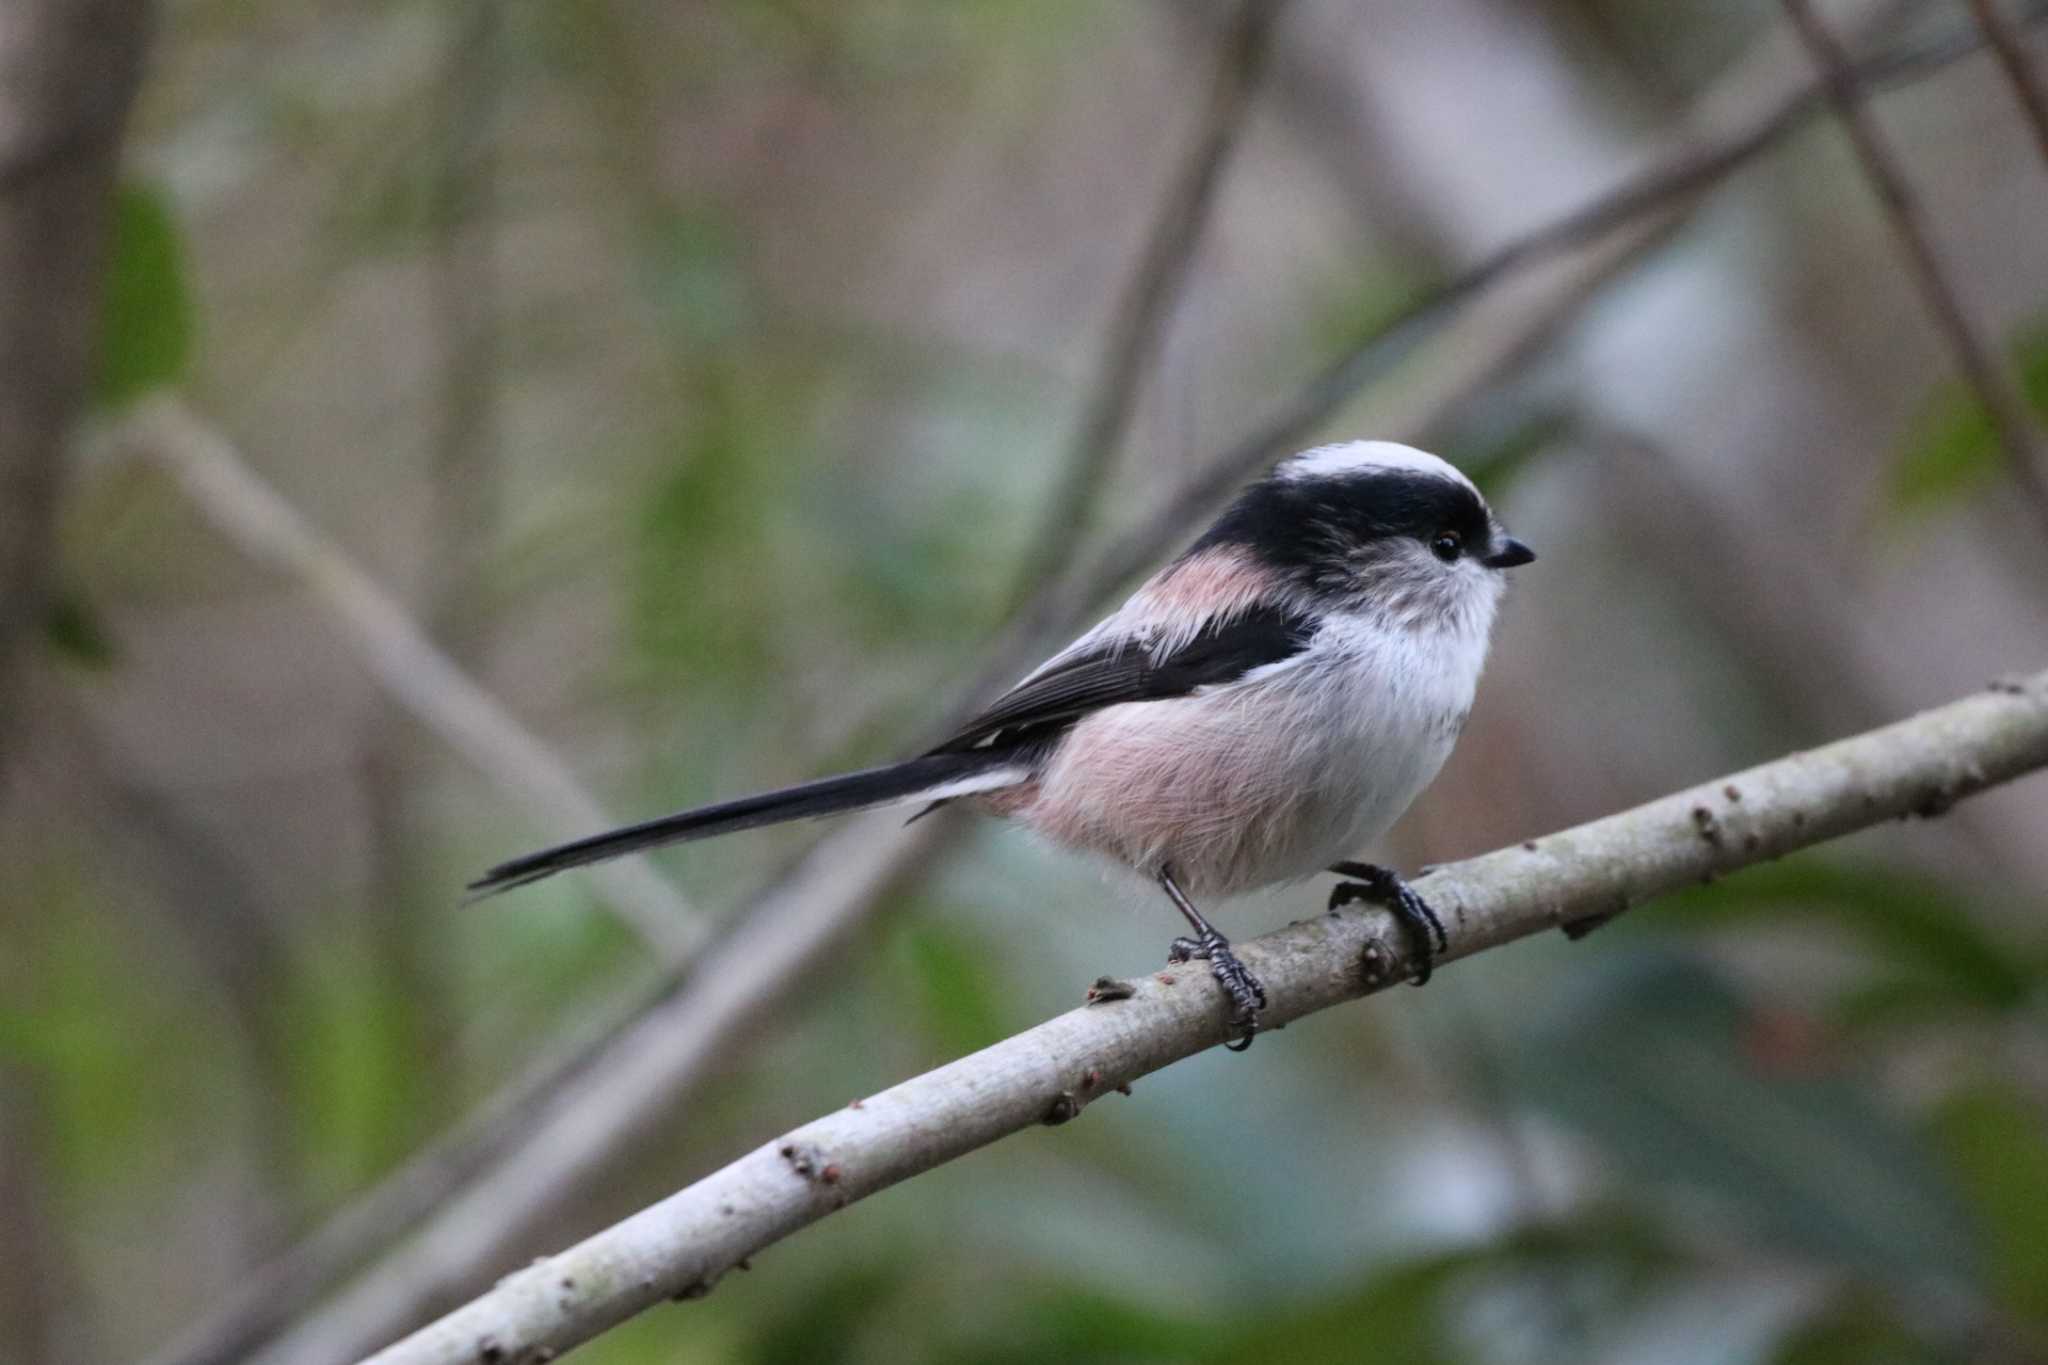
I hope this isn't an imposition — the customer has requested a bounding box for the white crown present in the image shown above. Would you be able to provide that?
[1278,440,1475,492]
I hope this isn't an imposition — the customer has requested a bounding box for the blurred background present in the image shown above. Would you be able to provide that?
[5,0,2048,1362]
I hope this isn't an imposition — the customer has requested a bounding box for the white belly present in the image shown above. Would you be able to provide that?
[1011,644,1473,899]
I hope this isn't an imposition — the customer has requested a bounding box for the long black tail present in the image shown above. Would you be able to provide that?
[467,749,1028,899]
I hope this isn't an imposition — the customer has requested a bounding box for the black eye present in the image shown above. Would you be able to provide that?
[1430,530,1463,562]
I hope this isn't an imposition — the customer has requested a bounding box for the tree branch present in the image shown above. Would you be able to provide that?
[1965,0,2048,170]
[0,0,151,786]
[120,396,707,961]
[1004,0,1289,610]
[362,668,2048,1365]
[149,962,677,1365]
[1782,0,2048,539]
[251,812,953,1365]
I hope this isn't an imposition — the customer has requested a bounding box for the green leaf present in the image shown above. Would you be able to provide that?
[1206,1256,1464,1365]
[929,1223,1677,1365]
[1438,398,1568,500]
[1508,951,1983,1286]
[0,879,225,1191]
[1656,856,2032,1014]
[280,941,438,1196]
[93,183,195,408]
[1927,1085,2048,1326]
[630,363,808,687]
[1309,262,1437,362]
[1203,1214,1682,1365]
[897,921,1009,1056]
[1771,1296,1954,1365]
[1888,320,2048,515]
[642,207,751,349]
[745,1262,902,1365]
[937,1285,1209,1365]
[43,584,117,669]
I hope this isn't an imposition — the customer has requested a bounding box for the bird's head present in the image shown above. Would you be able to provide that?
[1192,440,1534,632]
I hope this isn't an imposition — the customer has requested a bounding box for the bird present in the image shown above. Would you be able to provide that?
[469,440,1534,1049]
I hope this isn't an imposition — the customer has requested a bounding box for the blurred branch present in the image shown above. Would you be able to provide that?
[121,396,706,961]
[1041,0,2048,629]
[40,695,302,1241]
[1783,0,2048,539]
[420,0,501,662]
[364,671,2048,1365]
[0,0,151,786]
[0,1068,62,1365]
[358,0,506,1131]
[249,812,953,1365]
[147,964,680,1365]
[194,16,2048,1364]
[1966,0,2048,168]
[1005,0,1288,609]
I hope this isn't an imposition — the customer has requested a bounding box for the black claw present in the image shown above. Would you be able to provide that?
[1156,867,1266,1051]
[1164,925,1266,1049]
[1328,862,1448,985]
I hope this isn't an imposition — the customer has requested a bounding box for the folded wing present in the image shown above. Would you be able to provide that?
[930,603,1317,755]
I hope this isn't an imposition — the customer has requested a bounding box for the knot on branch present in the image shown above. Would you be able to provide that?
[476,1332,555,1364]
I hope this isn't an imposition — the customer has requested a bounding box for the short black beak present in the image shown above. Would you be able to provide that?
[1482,537,1536,569]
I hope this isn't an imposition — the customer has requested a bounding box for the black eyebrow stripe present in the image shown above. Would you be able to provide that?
[1184,468,1491,582]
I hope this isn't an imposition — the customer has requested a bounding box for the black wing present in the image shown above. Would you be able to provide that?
[930,604,1316,754]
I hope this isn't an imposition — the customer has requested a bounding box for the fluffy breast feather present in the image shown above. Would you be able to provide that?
[1006,598,1494,899]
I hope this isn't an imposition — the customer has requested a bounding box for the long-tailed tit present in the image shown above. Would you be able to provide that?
[471,440,1534,1048]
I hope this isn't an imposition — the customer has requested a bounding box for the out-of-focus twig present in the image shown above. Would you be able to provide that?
[39,696,304,1240]
[420,0,502,664]
[363,671,2048,1365]
[250,810,953,1365]
[188,16,2048,1365]
[997,0,2048,665]
[0,1068,61,1365]
[0,0,151,787]
[146,963,677,1365]
[122,397,706,961]
[1783,0,2048,539]
[1005,0,1289,608]
[358,0,506,1128]
[1966,0,2048,168]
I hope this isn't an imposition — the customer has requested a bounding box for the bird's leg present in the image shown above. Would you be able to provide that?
[1327,861,1448,985]
[1157,867,1266,1051]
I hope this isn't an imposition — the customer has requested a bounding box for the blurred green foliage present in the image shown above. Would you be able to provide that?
[1890,320,2048,515]
[0,874,225,1192]
[1929,1085,2048,1325]
[632,364,803,689]
[1770,1299,1950,1365]
[41,585,117,670]
[899,921,1012,1056]
[1659,857,2036,1020]
[280,938,439,1196]
[1512,950,1980,1285]
[92,182,193,408]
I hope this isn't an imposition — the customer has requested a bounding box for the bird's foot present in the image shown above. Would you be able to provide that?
[1327,862,1448,985]
[1167,928,1267,1051]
